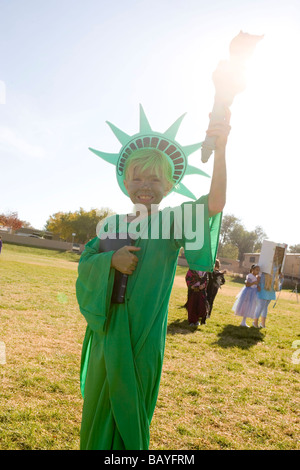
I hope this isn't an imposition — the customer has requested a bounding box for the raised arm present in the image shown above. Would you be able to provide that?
[207,108,231,217]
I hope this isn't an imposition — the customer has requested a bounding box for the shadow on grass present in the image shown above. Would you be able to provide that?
[167,318,203,335]
[228,276,245,285]
[214,324,264,349]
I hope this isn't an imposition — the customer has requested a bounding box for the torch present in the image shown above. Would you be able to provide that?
[201,31,264,163]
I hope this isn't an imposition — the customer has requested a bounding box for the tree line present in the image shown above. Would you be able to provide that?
[219,214,300,261]
[0,211,31,230]
[218,214,266,262]
[45,208,113,243]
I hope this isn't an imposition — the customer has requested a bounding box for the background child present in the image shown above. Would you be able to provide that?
[233,264,260,327]
[253,272,284,328]
[185,269,209,326]
[206,258,226,317]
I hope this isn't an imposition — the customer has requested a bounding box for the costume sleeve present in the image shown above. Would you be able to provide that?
[174,194,222,272]
[76,236,114,332]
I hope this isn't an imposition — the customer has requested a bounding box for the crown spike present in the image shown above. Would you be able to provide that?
[106,121,131,146]
[139,104,152,133]
[182,142,203,157]
[185,164,210,178]
[173,182,197,200]
[89,147,119,165]
[163,113,186,140]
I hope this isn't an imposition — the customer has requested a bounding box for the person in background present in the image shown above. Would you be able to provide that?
[253,272,284,328]
[232,264,260,327]
[185,269,209,326]
[206,259,226,317]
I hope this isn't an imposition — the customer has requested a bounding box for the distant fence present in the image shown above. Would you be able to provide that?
[0,232,85,252]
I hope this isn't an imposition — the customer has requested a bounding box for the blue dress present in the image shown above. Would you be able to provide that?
[233,273,258,318]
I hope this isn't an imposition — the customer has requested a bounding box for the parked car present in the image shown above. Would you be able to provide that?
[72,243,81,253]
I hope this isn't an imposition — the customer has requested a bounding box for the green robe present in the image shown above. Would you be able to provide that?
[76,195,221,450]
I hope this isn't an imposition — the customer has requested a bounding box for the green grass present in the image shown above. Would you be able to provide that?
[0,244,299,450]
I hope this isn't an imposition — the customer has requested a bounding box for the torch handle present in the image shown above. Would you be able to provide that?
[201,100,226,163]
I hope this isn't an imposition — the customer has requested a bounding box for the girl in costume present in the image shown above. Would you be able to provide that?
[185,269,209,326]
[76,105,231,450]
[233,264,260,327]
[253,272,284,328]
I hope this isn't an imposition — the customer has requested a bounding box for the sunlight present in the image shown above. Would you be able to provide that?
[222,26,300,243]
[236,29,300,146]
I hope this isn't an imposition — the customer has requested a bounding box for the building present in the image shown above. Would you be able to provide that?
[282,253,300,280]
[242,252,300,280]
[242,253,260,272]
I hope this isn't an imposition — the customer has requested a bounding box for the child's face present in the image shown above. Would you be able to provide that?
[253,266,260,276]
[124,166,172,212]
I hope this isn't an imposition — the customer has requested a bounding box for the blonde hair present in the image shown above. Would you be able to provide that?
[124,148,174,188]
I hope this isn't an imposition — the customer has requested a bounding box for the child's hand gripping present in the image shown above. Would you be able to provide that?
[205,107,231,152]
[111,246,141,275]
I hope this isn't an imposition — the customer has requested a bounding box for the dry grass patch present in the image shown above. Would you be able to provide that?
[0,245,299,450]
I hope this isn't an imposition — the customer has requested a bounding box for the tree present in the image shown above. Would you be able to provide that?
[218,213,267,264]
[0,211,32,230]
[289,244,300,253]
[230,225,257,264]
[253,226,267,252]
[45,207,114,243]
[219,243,239,259]
[219,214,240,247]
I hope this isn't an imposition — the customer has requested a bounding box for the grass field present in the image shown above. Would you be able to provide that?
[0,244,299,450]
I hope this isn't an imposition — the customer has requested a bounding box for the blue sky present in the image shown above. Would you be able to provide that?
[1,0,300,247]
